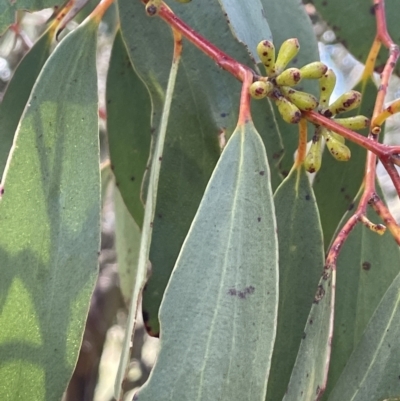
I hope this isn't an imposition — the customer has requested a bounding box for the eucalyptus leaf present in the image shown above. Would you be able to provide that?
[114,184,141,304]
[267,166,324,401]
[106,29,152,227]
[216,0,272,62]
[0,27,53,180]
[0,16,100,401]
[136,120,278,401]
[328,270,400,401]
[282,267,335,401]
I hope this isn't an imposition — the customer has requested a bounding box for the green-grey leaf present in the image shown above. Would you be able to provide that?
[0,17,100,401]
[314,78,377,249]
[328,270,400,401]
[119,0,293,336]
[216,0,272,61]
[313,0,400,76]
[106,29,151,227]
[282,266,335,401]
[114,31,180,399]
[267,166,324,401]
[0,27,53,180]
[322,187,400,401]
[136,120,278,401]
[114,184,141,304]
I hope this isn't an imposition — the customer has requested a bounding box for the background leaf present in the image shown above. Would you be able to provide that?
[321,187,400,400]
[216,0,272,61]
[267,166,324,401]
[282,266,335,401]
[312,0,400,76]
[106,29,152,227]
[114,184,141,304]
[119,0,318,336]
[114,30,181,399]
[0,17,100,401]
[0,27,53,180]
[136,120,278,401]
[327,270,400,401]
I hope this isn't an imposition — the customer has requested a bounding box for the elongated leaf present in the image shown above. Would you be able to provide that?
[321,187,400,401]
[267,166,324,401]
[283,266,335,401]
[135,120,278,401]
[216,0,272,61]
[314,77,377,249]
[120,0,311,336]
[0,17,100,401]
[106,29,151,227]
[114,31,181,399]
[313,0,400,76]
[328,270,400,401]
[114,184,141,304]
[0,27,53,179]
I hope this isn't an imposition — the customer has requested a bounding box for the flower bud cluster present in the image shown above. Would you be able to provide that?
[251,39,370,173]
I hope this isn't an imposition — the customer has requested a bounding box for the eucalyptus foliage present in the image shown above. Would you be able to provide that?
[0,1,400,401]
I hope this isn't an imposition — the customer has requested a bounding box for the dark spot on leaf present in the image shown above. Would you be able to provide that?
[302,332,306,339]
[316,386,321,395]
[362,261,371,271]
[0,187,4,196]
[340,187,345,192]
[259,170,265,176]
[130,176,135,181]
[220,112,227,117]
[158,156,162,161]
[313,285,325,304]
[348,203,354,211]
[305,194,310,201]
[309,319,313,325]
[228,286,255,300]
[257,217,261,222]
[158,214,163,219]
[110,164,115,171]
